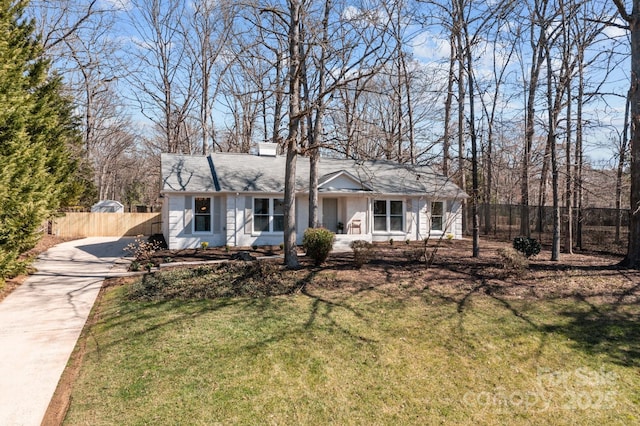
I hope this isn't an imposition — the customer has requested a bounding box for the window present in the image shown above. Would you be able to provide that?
[373,200,404,232]
[254,198,270,232]
[273,198,285,231]
[431,201,444,231]
[389,200,403,231]
[194,197,211,232]
[254,198,285,233]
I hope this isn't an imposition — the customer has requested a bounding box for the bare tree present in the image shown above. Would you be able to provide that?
[29,0,103,53]
[616,91,631,243]
[610,0,640,267]
[125,0,195,154]
[477,9,518,236]
[184,0,236,155]
[518,0,548,237]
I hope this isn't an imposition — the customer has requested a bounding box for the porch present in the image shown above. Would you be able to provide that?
[332,233,372,252]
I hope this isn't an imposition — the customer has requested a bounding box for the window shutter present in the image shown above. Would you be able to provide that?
[446,201,454,233]
[244,196,253,234]
[183,196,193,235]
[213,198,222,233]
[405,199,413,233]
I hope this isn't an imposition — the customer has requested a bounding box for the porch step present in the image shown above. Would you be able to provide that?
[332,234,369,252]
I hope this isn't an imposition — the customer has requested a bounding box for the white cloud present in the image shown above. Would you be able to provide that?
[100,0,132,11]
[411,31,450,61]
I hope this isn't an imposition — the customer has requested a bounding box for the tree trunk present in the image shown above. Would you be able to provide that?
[617,91,631,243]
[564,84,573,254]
[574,49,585,250]
[442,34,455,176]
[456,28,466,235]
[521,18,546,238]
[614,0,640,267]
[284,0,301,269]
[546,46,560,261]
[461,14,479,257]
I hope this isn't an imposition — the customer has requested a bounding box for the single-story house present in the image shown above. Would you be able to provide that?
[160,143,468,250]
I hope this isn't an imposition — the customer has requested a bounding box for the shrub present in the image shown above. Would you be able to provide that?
[200,241,209,250]
[129,261,141,272]
[350,240,375,268]
[513,236,541,258]
[497,247,529,273]
[303,228,335,265]
[124,236,162,263]
[389,238,394,246]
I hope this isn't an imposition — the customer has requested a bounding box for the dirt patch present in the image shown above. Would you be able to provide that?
[0,235,76,303]
[148,245,285,265]
[143,238,639,304]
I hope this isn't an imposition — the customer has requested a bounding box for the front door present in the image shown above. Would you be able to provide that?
[322,198,338,232]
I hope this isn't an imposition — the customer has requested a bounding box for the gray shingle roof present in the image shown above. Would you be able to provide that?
[161,152,468,199]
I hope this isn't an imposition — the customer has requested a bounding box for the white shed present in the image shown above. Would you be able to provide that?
[91,200,124,213]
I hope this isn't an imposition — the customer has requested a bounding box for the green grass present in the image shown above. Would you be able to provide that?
[64,275,640,425]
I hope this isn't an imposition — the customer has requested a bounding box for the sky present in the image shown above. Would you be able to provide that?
[30,0,634,166]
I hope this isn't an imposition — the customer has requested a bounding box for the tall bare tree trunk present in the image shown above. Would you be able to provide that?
[614,0,640,267]
[574,48,585,249]
[456,28,466,234]
[521,6,547,237]
[616,90,631,244]
[307,0,331,229]
[463,22,480,257]
[442,34,455,177]
[564,81,573,254]
[284,0,301,269]
[546,43,560,261]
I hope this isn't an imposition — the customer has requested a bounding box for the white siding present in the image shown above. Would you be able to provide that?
[324,174,362,190]
[297,196,309,241]
[448,201,463,239]
[417,198,429,240]
[345,197,367,235]
[164,194,226,249]
[162,192,466,250]
[225,195,238,246]
[422,199,464,240]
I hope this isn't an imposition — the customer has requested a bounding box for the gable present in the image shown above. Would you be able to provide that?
[318,170,372,192]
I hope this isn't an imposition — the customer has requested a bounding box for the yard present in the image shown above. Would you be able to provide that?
[54,239,639,425]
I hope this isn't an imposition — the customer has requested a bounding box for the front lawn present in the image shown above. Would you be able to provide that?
[62,248,640,425]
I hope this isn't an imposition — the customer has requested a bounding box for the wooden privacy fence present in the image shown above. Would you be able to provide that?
[50,212,162,238]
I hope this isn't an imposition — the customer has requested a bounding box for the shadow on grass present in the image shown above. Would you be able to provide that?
[440,264,640,368]
[91,265,379,359]
[542,301,640,368]
[96,248,640,371]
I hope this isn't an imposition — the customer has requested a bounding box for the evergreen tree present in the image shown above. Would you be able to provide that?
[0,0,86,282]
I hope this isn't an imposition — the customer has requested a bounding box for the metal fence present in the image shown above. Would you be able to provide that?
[466,204,629,254]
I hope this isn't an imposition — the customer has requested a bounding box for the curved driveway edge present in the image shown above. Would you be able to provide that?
[0,237,135,426]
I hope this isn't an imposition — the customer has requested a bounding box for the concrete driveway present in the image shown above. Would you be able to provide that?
[0,237,135,426]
